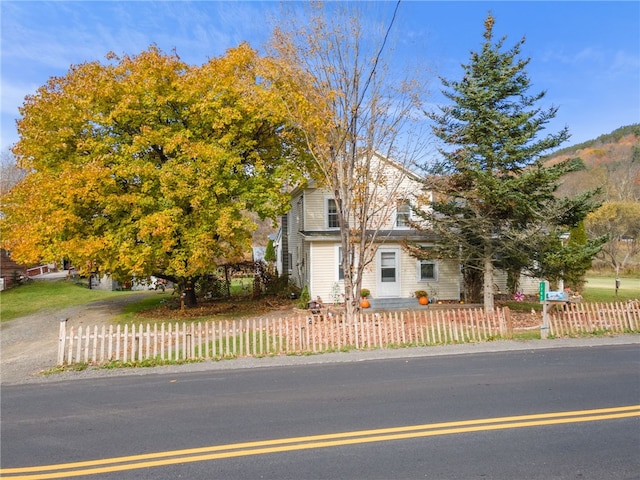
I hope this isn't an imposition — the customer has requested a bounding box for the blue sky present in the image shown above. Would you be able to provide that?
[1,1,639,156]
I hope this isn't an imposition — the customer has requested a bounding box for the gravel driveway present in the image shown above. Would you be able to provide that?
[0,292,154,385]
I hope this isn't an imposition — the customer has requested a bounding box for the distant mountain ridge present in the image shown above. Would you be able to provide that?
[544,124,640,202]
[549,124,640,161]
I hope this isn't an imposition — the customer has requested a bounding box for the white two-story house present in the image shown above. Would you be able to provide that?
[275,155,463,305]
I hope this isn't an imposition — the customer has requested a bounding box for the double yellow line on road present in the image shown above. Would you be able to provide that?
[3,405,639,479]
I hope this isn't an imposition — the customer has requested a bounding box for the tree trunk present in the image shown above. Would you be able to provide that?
[462,266,482,303]
[344,297,359,323]
[343,274,360,323]
[483,247,495,313]
[183,279,197,307]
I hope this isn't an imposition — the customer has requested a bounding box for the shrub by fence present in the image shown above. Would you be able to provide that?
[57,302,640,366]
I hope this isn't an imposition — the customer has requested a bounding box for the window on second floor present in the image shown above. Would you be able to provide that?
[327,198,339,229]
[396,199,412,227]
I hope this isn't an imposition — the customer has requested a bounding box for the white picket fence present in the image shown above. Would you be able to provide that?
[57,307,510,365]
[57,302,640,366]
[549,301,640,337]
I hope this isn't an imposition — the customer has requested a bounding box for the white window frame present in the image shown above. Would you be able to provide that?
[326,197,339,229]
[417,260,438,282]
[395,199,413,228]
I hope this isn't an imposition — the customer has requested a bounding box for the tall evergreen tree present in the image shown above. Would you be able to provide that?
[412,14,600,311]
[264,239,276,263]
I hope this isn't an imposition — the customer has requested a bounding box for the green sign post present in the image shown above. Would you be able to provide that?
[539,281,550,339]
[539,281,547,302]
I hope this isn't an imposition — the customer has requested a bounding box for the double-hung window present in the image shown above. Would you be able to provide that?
[327,198,339,228]
[396,199,411,227]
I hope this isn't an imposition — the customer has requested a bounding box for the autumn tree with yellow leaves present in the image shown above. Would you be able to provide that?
[1,44,309,305]
[586,201,640,276]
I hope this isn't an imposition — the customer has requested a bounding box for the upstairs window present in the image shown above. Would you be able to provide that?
[327,198,339,228]
[396,200,411,227]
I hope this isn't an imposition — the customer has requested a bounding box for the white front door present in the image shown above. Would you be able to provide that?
[377,248,401,297]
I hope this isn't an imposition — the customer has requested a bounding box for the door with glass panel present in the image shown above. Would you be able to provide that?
[376,248,401,297]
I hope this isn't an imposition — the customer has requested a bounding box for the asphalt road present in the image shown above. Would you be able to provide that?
[1,342,639,479]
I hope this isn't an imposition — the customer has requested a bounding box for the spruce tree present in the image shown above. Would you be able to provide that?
[264,239,276,263]
[414,14,600,310]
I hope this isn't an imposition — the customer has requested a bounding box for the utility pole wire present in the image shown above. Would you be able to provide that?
[348,0,401,138]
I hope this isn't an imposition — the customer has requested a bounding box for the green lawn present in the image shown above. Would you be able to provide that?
[582,275,639,302]
[2,274,637,323]
[503,275,638,311]
[0,280,152,322]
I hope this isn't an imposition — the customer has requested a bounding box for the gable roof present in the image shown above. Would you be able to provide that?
[289,150,425,198]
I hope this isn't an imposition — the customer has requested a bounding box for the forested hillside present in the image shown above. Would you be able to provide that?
[546,124,640,202]
[546,124,640,274]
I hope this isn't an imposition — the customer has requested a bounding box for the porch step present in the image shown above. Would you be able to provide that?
[366,297,427,310]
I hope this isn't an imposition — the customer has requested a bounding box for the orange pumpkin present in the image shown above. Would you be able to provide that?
[360,298,370,308]
[418,296,429,305]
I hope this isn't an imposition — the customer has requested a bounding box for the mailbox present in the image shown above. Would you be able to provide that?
[546,291,568,301]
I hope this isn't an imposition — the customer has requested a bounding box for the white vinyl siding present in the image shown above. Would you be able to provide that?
[309,242,341,302]
[399,253,460,300]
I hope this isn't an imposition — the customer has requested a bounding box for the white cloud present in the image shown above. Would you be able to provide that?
[573,47,604,63]
[0,1,280,152]
[611,50,640,72]
[1,1,274,75]
[0,80,34,116]
[1,80,32,152]
[541,45,603,66]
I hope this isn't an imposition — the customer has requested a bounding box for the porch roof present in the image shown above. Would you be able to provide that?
[298,230,439,243]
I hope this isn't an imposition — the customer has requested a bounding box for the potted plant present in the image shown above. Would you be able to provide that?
[360,288,371,308]
[415,290,429,305]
